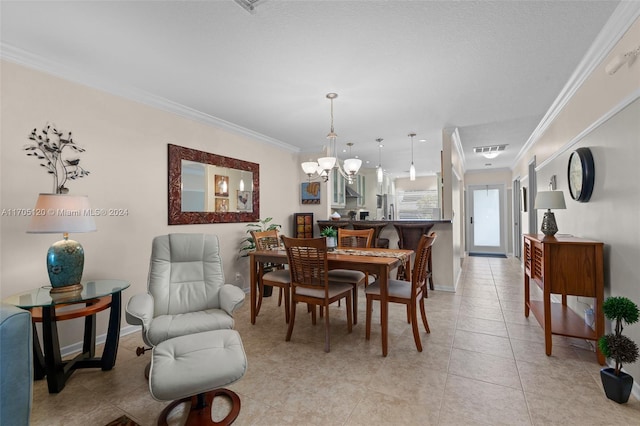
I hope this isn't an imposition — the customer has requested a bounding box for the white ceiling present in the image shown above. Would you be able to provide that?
[0,0,621,178]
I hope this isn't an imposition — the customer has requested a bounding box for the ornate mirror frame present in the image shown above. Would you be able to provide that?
[168,144,260,225]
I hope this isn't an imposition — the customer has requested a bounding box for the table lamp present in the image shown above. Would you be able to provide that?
[534,190,566,237]
[27,194,96,297]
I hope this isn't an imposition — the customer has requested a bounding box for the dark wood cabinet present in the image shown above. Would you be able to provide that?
[523,234,605,364]
[293,213,314,238]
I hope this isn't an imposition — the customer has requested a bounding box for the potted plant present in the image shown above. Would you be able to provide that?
[598,296,639,404]
[320,226,337,250]
[239,217,281,297]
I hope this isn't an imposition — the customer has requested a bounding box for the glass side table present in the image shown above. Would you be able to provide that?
[3,279,130,393]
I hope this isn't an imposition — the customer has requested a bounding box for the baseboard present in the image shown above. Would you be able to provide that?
[59,324,141,358]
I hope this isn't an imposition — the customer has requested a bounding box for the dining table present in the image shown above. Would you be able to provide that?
[249,246,413,356]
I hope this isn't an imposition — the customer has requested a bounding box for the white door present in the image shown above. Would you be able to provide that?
[468,184,507,255]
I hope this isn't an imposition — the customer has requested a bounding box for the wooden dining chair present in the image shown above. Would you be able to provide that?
[365,232,437,352]
[281,236,353,353]
[327,227,374,324]
[251,230,291,323]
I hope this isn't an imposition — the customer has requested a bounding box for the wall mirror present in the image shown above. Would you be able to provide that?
[168,144,259,224]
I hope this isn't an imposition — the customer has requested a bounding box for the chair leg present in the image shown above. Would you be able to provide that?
[365,296,373,340]
[409,301,423,352]
[419,293,430,333]
[346,292,353,333]
[324,305,331,353]
[406,305,411,323]
[284,287,290,324]
[256,279,264,317]
[286,301,297,342]
[278,287,283,307]
[352,283,359,325]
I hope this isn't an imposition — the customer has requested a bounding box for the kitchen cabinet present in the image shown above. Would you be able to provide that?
[356,175,366,208]
[331,168,346,208]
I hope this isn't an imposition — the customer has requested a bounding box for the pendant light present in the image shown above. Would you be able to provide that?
[342,142,362,182]
[376,138,384,184]
[409,132,416,181]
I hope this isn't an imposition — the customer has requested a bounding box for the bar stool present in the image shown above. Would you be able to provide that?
[352,222,389,248]
[393,223,435,284]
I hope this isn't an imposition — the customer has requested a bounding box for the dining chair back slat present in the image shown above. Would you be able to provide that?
[251,229,291,323]
[282,236,353,352]
[337,228,374,249]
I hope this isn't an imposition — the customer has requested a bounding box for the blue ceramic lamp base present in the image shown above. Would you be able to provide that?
[47,234,85,297]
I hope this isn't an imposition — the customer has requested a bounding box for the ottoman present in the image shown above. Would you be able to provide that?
[149,329,247,426]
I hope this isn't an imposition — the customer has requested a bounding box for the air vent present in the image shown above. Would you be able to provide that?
[473,145,507,155]
[234,0,268,14]
[473,144,507,160]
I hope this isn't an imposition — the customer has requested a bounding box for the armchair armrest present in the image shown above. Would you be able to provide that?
[219,284,245,315]
[125,293,154,330]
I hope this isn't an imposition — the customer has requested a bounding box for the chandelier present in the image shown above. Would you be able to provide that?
[301,93,362,183]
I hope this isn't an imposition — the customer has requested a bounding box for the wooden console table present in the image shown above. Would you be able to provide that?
[523,234,604,364]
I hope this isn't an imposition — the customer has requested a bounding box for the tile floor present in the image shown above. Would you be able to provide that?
[30,256,640,425]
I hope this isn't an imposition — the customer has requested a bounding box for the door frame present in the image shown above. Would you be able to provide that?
[466,184,507,255]
[512,177,522,259]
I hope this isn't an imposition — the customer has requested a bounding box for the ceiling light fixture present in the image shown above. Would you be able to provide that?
[376,138,384,184]
[473,144,507,159]
[408,133,416,181]
[300,93,361,183]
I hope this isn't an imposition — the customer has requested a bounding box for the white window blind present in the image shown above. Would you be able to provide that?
[396,190,440,220]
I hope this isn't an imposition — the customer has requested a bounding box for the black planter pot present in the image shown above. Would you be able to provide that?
[600,367,634,404]
[263,284,273,297]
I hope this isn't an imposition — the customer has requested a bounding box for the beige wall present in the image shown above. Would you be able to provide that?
[512,17,640,383]
[1,60,301,346]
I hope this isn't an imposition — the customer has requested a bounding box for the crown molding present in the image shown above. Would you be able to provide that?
[0,43,300,153]
[512,2,640,168]
[449,127,466,173]
[535,87,640,172]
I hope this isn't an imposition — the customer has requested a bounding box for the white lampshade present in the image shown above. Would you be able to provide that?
[376,165,383,183]
[534,191,566,210]
[317,156,336,171]
[409,163,416,181]
[301,161,319,175]
[343,158,362,175]
[27,194,97,234]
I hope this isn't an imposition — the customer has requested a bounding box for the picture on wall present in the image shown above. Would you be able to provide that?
[215,198,229,212]
[521,187,527,212]
[214,175,229,197]
[237,190,252,212]
[301,182,321,204]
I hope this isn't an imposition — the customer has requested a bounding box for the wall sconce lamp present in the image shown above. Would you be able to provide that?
[534,190,566,238]
[605,44,640,75]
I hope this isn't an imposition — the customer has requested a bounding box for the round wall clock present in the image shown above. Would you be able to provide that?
[567,147,595,202]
